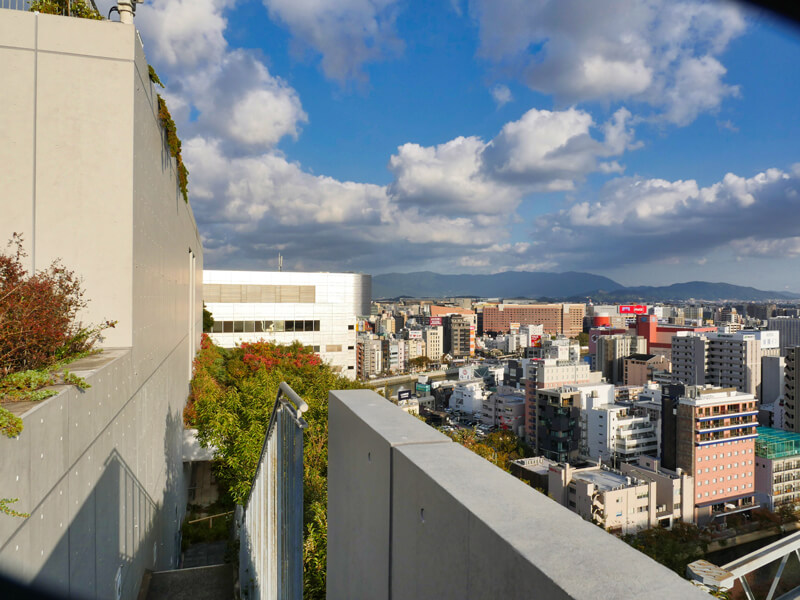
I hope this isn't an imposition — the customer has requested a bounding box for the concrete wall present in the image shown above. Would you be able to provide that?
[0,8,203,599]
[328,389,711,599]
[0,9,203,350]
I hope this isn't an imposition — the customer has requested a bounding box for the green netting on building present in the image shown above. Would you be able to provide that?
[755,427,800,459]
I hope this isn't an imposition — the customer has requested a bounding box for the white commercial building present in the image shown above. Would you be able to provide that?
[449,379,488,414]
[588,404,659,466]
[204,270,371,378]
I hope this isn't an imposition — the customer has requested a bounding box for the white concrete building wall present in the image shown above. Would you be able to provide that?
[204,270,370,378]
[0,11,202,598]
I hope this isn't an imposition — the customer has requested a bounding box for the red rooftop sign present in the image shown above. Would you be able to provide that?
[619,304,647,314]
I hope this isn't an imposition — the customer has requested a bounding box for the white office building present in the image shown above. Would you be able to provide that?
[204,270,371,378]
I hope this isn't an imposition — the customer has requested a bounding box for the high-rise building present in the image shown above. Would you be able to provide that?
[674,386,758,524]
[356,336,383,379]
[623,353,671,386]
[785,347,800,432]
[671,330,780,400]
[204,270,371,378]
[768,317,800,356]
[423,325,444,362]
[448,314,476,357]
[595,334,647,384]
[534,388,583,463]
[482,304,585,336]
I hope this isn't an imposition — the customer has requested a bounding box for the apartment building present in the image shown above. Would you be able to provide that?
[549,463,657,534]
[624,353,671,386]
[356,335,383,379]
[524,361,602,442]
[448,314,476,357]
[533,387,583,462]
[769,317,800,356]
[754,427,800,510]
[482,303,585,336]
[204,270,371,378]
[588,404,659,466]
[635,315,716,359]
[423,325,444,362]
[674,387,758,524]
[595,334,648,384]
[786,347,800,432]
[481,388,526,437]
[449,379,487,414]
[620,456,695,528]
[671,330,780,400]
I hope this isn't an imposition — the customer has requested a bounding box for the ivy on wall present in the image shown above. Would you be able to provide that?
[149,66,190,203]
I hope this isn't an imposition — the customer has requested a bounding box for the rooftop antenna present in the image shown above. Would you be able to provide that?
[278,253,283,272]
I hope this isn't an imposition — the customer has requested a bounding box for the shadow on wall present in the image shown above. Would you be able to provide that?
[0,408,186,600]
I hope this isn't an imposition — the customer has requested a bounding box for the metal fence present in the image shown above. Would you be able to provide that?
[0,0,31,10]
[238,382,308,600]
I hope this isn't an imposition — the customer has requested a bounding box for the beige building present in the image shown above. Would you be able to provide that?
[595,334,648,384]
[624,353,671,386]
[424,325,444,362]
[549,463,657,534]
[482,303,585,336]
[620,456,695,527]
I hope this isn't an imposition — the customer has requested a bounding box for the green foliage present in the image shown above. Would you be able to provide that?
[181,511,233,552]
[0,407,23,439]
[203,304,215,333]
[443,428,532,472]
[0,498,29,518]
[157,94,189,203]
[189,335,366,597]
[29,0,103,19]
[621,521,708,575]
[148,65,165,88]
[577,332,589,346]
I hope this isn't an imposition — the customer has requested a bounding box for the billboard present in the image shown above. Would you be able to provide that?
[416,382,431,394]
[530,334,542,348]
[429,316,442,326]
[398,389,412,401]
[619,305,647,315]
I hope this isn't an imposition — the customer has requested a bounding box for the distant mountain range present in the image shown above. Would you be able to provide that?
[371,271,800,302]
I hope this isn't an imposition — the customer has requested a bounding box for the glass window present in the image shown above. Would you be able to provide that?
[305,320,314,332]
[285,321,295,332]
[212,321,223,333]
[274,320,285,332]
[314,321,321,331]
[234,321,244,333]
[245,321,255,332]
[223,321,233,333]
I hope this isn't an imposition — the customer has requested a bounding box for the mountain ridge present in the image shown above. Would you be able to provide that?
[371,271,800,302]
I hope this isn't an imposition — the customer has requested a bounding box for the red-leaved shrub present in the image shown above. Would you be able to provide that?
[0,234,112,376]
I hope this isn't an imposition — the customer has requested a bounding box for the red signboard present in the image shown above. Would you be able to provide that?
[429,316,442,326]
[619,305,647,315]
[530,334,542,347]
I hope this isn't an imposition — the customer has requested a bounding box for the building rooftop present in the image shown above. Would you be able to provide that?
[574,468,639,492]
[755,427,800,459]
[627,353,656,361]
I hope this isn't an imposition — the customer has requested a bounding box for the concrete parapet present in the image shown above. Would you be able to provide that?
[327,388,711,599]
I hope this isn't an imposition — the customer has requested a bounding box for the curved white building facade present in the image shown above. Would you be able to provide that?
[204,270,371,378]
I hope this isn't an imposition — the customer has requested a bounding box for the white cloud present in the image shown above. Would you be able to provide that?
[468,0,746,125]
[262,0,404,83]
[491,84,513,106]
[388,107,638,216]
[531,166,800,269]
[136,0,307,151]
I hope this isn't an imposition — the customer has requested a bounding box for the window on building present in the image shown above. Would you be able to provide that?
[348,325,354,330]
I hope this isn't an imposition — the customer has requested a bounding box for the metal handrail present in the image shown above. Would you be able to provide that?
[239,381,308,600]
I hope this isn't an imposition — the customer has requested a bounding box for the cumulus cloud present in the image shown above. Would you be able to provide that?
[389,106,638,216]
[467,0,746,125]
[136,0,307,152]
[529,166,800,269]
[262,0,404,83]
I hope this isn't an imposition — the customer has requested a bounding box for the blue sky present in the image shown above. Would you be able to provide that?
[120,0,800,290]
